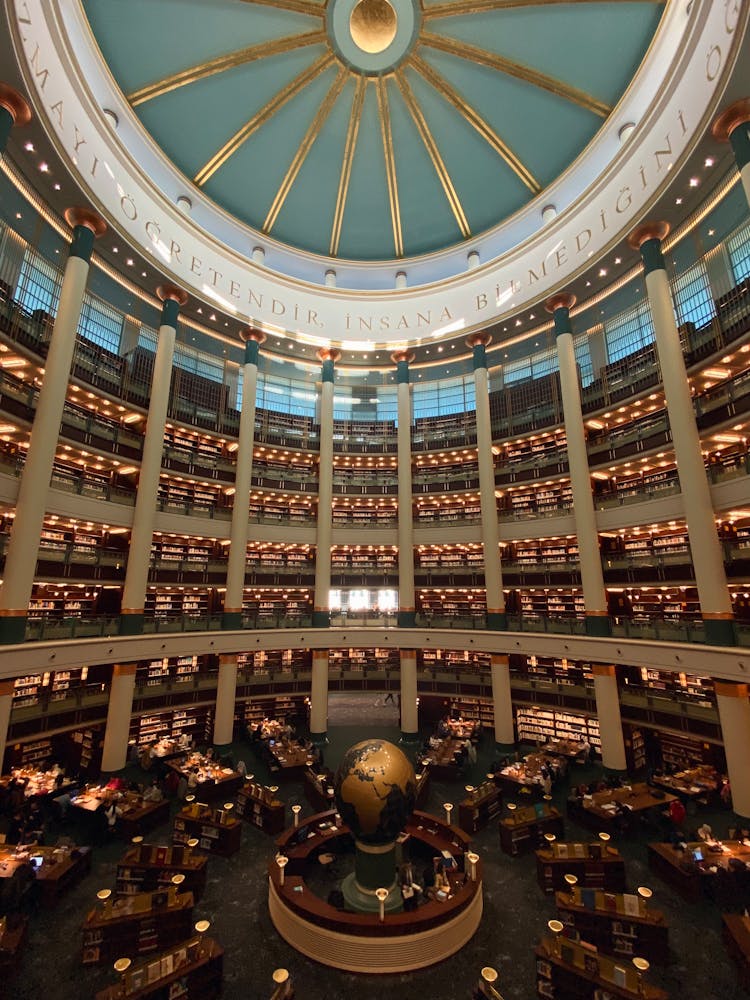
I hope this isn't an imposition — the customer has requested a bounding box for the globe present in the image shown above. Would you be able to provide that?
[334,739,417,845]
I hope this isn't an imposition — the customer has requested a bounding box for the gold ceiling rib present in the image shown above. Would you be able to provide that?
[128,32,327,107]
[423,0,665,19]
[421,33,610,117]
[409,54,540,193]
[375,78,404,259]
[394,71,470,239]
[194,53,335,186]
[264,68,349,233]
[330,77,367,257]
[235,0,326,17]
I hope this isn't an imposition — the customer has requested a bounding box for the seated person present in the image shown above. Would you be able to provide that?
[697,822,714,842]
[143,779,164,803]
[427,867,451,901]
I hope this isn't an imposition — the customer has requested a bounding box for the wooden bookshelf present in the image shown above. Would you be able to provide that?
[556,889,669,964]
[115,844,208,902]
[95,937,223,1000]
[536,842,627,893]
[82,889,195,965]
[173,804,242,857]
[235,781,286,835]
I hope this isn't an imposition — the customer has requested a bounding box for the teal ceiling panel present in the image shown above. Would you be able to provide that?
[82,0,663,261]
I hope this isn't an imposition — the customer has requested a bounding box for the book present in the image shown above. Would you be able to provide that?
[622,893,640,917]
[581,888,596,910]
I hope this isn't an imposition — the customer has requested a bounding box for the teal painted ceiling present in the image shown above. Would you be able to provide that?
[82,0,665,262]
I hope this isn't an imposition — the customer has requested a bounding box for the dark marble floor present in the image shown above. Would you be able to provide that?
[7,715,750,1000]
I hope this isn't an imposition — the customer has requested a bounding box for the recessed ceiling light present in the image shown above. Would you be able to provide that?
[689,177,699,187]
[209,313,216,321]
[53,182,61,191]
[112,247,118,253]
[614,257,621,265]
[708,229,715,237]
[15,212,21,219]
[675,197,682,205]
[126,258,133,266]
[39,162,49,173]
[141,271,147,277]
[24,141,34,152]
[599,268,608,277]
[704,157,715,168]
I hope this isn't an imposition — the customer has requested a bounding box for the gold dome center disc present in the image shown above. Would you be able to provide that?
[349,0,398,54]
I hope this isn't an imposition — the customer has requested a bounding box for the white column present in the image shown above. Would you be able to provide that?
[490,654,514,746]
[592,664,626,771]
[214,654,238,747]
[223,329,264,629]
[715,681,750,818]
[399,649,418,739]
[120,285,186,634]
[467,333,506,629]
[310,649,329,740]
[630,223,735,646]
[548,294,609,637]
[0,680,13,771]
[713,99,750,209]
[0,208,106,644]
[101,664,137,772]
[313,349,338,627]
[392,351,416,627]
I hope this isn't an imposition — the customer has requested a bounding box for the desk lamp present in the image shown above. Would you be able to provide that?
[375,887,389,922]
[276,855,289,886]
[480,967,503,1000]
[544,833,556,847]
[194,919,211,957]
[466,851,479,881]
[291,804,302,827]
[547,919,564,957]
[444,802,453,825]
[632,956,650,994]
[171,873,186,890]
[564,873,578,893]
[113,957,131,987]
[96,888,111,909]
[637,885,652,909]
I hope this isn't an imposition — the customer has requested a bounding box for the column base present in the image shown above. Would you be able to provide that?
[310,732,328,746]
[399,731,420,745]
[221,611,243,630]
[119,612,145,636]
[0,614,27,644]
[485,612,508,631]
[397,611,417,628]
[585,615,612,637]
[703,617,738,646]
[341,873,401,914]
[494,742,516,755]
[312,610,330,628]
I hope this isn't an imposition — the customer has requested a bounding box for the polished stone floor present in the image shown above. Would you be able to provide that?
[7,703,750,1000]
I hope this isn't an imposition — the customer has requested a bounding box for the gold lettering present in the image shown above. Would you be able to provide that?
[168,240,182,263]
[615,187,632,214]
[145,220,160,243]
[207,266,222,287]
[307,309,322,328]
[575,229,592,253]
[475,293,488,311]
[229,280,241,300]
[706,44,722,82]
[272,299,285,316]
[120,195,137,221]
[528,260,547,284]
[654,135,673,172]
[439,307,452,323]
[190,256,202,276]
[49,100,63,126]
[416,311,431,327]
[248,290,263,310]
[396,315,409,330]
[16,2,32,25]
[554,245,568,269]
[379,316,390,331]
[29,44,49,90]
[73,126,86,154]
[358,316,372,331]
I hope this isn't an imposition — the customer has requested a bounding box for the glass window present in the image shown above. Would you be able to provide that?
[727,222,750,282]
[605,300,654,362]
[15,248,61,316]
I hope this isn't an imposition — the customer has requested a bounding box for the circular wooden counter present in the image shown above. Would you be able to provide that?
[268,810,483,973]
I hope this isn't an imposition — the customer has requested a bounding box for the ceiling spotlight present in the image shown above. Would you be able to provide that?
[24,141,34,152]
[618,122,636,142]
[614,257,621,265]
[541,204,557,224]
[176,195,192,214]
[599,268,608,277]
[704,157,715,168]
[675,198,683,205]
[53,183,61,191]
[102,108,118,130]
[689,177,699,187]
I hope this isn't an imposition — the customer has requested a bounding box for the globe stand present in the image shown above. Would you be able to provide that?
[341,838,401,913]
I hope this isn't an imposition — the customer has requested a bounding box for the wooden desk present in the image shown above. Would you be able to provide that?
[555,889,669,964]
[0,845,92,906]
[95,937,223,1000]
[723,913,750,989]
[496,753,562,799]
[0,915,27,975]
[541,739,586,759]
[458,785,501,834]
[267,741,314,775]
[422,738,462,778]
[303,767,336,812]
[651,766,719,801]
[577,782,676,829]
[119,798,170,840]
[536,843,626,893]
[648,840,750,902]
[165,755,243,801]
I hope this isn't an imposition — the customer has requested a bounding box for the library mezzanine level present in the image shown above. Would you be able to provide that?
[2,0,750,834]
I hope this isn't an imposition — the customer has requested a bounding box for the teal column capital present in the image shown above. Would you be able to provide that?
[730,122,750,172]
[396,360,410,384]
[321,359,335,383]
[63,207,106,262]
[472,343,487,371]
[545,293,576,338]
[240,327,265,365]
[157,285,188,328]
[628,222,670,275]
[0,84,31,154]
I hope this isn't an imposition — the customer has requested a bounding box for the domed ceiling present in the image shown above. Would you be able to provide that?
[82,0,664,262]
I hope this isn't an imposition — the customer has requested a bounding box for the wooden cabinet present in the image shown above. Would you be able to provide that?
[536,843,627,893]
[535,937,667,999]
[235,782,286,835]
[95,937,223,1000]
[82,890,194,965]
[555,890,669,965]
[458,784,501,834]
[173,805,242,857]
[116,844,208,902]
[499,805,565,856]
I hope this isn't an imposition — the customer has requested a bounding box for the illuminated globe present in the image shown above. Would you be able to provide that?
[334,739,416,845]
